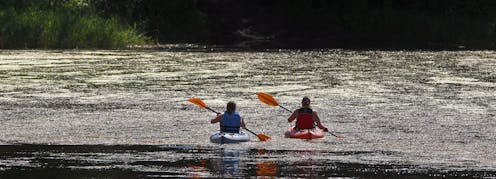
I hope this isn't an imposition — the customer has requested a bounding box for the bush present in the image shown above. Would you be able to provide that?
[0,0,150,49]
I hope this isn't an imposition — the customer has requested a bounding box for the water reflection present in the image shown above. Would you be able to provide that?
[256,161,277,178]
[188,160,208,179]
[254,149,278,178]
[0,145,494,178]
[187,148,247,178]
[205,148,324,178]
[211,149,243,178]
[185,148,280,178]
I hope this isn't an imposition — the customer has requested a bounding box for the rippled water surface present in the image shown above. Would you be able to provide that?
[0,50,495,178]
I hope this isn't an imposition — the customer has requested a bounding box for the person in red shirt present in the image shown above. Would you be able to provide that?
[287,97,328,131]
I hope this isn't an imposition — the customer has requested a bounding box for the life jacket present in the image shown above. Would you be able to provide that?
[220,111,241,133]
[296,108,314,129]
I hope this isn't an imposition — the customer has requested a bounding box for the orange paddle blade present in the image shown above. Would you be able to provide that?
[257,134,271,141]
[187,98,207,108]
[257,92,279,106]
[245,128,271,142]
[336,135,345,139]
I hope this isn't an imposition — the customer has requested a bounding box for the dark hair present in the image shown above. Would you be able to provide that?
[226,101,236,115]
[302,97,311,106]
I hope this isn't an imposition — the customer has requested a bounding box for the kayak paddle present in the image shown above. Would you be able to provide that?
[187,97,271,141]
[327,130,345,139]
[257,92,292,112]
[244,128,271,141]
[256,92,344,139]
[188,97,220,115]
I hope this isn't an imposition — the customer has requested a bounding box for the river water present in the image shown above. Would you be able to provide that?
[0,50,495,178]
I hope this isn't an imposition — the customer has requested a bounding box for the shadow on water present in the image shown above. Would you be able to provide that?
[0,144,494,178]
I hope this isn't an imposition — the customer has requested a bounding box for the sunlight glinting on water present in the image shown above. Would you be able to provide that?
[0,50,495,171]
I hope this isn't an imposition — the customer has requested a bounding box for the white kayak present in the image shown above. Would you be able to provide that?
[210,130,251,144]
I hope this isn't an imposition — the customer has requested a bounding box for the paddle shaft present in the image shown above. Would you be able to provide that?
[326,131,339,138]
[244,128,258,135]
[279,105,292,112]
[205,107,220,115]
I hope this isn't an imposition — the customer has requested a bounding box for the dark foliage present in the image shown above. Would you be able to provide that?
[3,0,496,49]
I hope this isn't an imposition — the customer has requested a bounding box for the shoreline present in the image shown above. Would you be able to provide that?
[0,43,485,52]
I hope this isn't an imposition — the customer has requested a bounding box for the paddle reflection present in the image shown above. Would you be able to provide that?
[188,160,208,179]
[256,161,278,178]
[255,149,278,178]
[253,149,325,178]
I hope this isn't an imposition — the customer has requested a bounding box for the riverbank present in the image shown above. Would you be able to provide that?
[3,1,496,49]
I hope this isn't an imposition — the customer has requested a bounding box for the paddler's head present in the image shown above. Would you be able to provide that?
[226,101,236,114]
[301,97,311,107]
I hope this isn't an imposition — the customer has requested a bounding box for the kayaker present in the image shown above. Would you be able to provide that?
[211,101,246,133]
[287,97,328,131]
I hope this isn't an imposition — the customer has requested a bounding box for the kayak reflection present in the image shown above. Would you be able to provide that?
[185,148,355,178]
[210,148,245,178]
[188,148,281,178]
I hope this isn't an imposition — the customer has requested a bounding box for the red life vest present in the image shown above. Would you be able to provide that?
[296,108,314,129]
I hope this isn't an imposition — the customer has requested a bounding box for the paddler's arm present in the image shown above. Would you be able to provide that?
[211,114,223,124]
[313,111,328,132]
[287,110,298,122]
[240,117,246,129]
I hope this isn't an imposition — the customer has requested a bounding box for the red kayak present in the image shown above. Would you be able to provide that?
[284,127,324,139]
